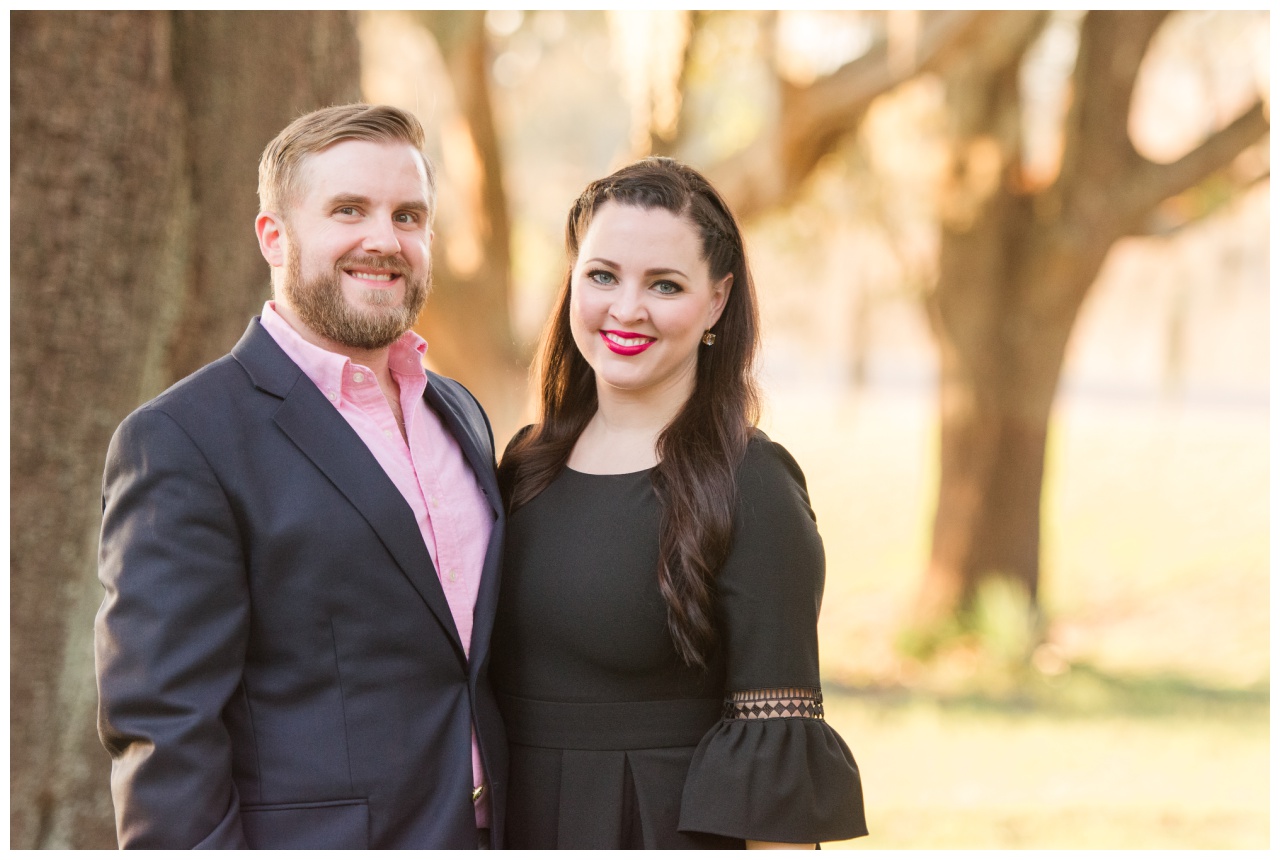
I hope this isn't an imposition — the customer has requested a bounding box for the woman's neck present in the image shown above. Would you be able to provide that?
[567,375,692,474]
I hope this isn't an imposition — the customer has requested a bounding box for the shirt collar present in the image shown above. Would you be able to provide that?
[260,301,429,397]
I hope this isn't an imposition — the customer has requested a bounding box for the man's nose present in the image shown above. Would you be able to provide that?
[362,216,402,256]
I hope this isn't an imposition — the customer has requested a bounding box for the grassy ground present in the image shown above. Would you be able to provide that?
[758,384,1270,849]
[822,684,1268,849]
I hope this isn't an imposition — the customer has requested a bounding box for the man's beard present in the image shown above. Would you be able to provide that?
[282,242,430,351]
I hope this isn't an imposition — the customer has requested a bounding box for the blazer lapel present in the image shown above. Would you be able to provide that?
[423,374,504,669]
[423,374,501,516]
[234,321,467,663]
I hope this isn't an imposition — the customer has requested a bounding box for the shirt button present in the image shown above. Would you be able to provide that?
[448,569,457,582]
[327,391,338,402]
[353,372,365,383]
[383,430,393,438]
[429,496,438,506]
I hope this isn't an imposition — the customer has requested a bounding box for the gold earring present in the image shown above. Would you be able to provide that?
[701,330,716,346]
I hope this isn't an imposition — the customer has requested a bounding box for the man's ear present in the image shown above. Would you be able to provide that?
[255,211,286,268]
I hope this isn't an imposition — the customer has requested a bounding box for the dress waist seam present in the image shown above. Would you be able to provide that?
[496,692,721,750]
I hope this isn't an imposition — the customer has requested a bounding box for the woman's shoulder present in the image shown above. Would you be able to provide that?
[738,429,811,503]
[501,423,537,461]
[723,430,820,572]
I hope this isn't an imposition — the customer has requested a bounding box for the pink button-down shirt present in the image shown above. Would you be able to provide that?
[261,302,493,827]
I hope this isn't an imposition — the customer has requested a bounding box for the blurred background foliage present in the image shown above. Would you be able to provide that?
[10,10,1269,848]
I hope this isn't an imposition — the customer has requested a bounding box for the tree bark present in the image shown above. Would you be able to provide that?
[9,11,360,847]
[11,12,186,848]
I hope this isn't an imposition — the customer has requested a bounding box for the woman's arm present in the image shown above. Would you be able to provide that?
[677,437,867,846]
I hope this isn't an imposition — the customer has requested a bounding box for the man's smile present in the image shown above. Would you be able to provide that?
[346,269,398,283]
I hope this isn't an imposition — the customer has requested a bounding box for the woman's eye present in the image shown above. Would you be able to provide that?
[588,270,616,285]
[653,280,681,295]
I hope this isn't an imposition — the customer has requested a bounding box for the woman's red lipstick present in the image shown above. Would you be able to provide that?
[600,330,656,356]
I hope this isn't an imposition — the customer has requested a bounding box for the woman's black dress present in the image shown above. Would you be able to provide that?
[491,433,867,848]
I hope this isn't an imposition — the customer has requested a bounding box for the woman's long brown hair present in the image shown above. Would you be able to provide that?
[498,158,761,668]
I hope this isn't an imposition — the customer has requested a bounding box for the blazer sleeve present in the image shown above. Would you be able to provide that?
[678,437,868,844]
[95,406,250,848]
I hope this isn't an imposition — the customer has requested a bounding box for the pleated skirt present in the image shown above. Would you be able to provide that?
[499,693,742,849]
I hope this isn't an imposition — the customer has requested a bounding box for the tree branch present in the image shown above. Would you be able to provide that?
[1122,101,1270,230]
[708,10,987,221]
[1133,162,1269,237]
[794,11,975,129]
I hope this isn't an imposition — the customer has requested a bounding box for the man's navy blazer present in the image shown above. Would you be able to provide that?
[95,318,508,849]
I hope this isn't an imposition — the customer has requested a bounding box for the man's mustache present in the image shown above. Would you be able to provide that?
[335,253,411,276]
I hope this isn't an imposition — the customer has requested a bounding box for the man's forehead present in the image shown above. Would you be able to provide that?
[295,139,430,199]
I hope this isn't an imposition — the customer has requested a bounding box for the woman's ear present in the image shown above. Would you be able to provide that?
[707,273,733,328]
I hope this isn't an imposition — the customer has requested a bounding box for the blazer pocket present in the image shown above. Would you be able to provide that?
[241,798,369,849]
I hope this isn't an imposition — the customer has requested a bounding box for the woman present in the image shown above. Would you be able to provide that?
[492,158,867,849]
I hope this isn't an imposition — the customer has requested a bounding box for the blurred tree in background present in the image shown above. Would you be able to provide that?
[377,8,1267,643]
[8,9,1268,847]
[404,11,528,434]
[631,8,1268,653]
[11,11,360,848]
[907,11,1265,639]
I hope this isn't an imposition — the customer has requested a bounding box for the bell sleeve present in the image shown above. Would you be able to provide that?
[677,436,868,844]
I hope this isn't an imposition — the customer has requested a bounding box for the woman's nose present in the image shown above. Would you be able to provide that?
[608,284,647,324]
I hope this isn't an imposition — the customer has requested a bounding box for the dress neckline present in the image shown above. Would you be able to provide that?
[562,464,653,478]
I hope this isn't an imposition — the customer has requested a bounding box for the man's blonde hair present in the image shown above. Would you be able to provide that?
[258,103,434,216]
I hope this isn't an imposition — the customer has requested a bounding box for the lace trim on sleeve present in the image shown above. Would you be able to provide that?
[723,686,824,720]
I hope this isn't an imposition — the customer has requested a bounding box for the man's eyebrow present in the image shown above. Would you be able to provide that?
[324,194,431,214]
[325,193,371,209]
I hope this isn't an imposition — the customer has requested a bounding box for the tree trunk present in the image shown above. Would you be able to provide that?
[165,11,360,383]
[914,10,1266,631]
[919,198,1110,626]
[412,11,528,440]
[11,12,186,848]
[10,11,359,847]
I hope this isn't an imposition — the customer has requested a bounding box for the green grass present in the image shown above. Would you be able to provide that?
[757,386,1269,849]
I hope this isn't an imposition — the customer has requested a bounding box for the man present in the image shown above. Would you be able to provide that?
[95,104,506,849]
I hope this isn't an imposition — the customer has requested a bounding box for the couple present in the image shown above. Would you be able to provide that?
[95,104,867,850]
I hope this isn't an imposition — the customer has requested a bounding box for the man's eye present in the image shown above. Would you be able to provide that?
[336,206,358,216]
[394,212,419,224]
